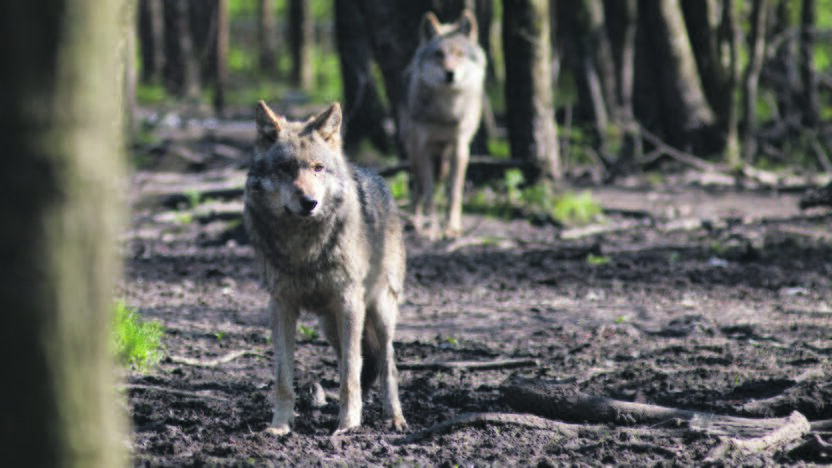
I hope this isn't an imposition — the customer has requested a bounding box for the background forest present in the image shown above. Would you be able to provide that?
[135,0,832,187]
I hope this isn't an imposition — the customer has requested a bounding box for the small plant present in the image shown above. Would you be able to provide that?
[214,332,226,342]
[184,188,203,209]
[587,253,611,266]
[112,301,164,372]
[552,191,604,226]
[388,171,409,201]
[174,212,194,225]
[298,324,319,341]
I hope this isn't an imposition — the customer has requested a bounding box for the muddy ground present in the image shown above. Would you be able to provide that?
[123,115,832,466]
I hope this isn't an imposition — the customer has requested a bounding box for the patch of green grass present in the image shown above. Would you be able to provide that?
[298,325,319,341]
[388,171,409,202]
[112,301,164,372]
[587,253,611,266]
[185,188,203,209]
[174,212,194,225]
[214,332,226,343]
[552,191,604,227]
[136,83,167,105]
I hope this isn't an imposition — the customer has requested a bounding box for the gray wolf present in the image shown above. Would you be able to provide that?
[401,9,486,239]
[244,101,407,435]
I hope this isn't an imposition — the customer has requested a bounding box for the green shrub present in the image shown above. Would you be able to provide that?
[112,301,164,372]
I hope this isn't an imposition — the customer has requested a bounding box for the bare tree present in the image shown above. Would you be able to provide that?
[163,0,201,98]
[138,0,165,84]
[741,0,770,162]
[258,0,279,74]
[799,0,819,129]
[289,0,315,89]
[503,0,561,183]
[0,0,128,465]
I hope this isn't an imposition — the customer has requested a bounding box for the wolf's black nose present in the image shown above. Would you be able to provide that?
[445,70,455,83]
[299,196,318,213]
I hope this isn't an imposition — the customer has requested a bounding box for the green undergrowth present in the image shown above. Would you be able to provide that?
[112,301,164,372]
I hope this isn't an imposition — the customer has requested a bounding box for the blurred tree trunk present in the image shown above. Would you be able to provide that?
[799,0,819,129]
[334,0,391,155]
[258,0,279,74]
[604,0,640,170]
[636,0,717,154]
[163,0,201,98]
[0,0,127,466]
[289,0,315,89]
[741,0,770,163]
[503,0,561,183]
[681,0,728,119]
[213,0,228,115]
[138,0,165,84]
[722,0,741,166]
[475,0,497,84]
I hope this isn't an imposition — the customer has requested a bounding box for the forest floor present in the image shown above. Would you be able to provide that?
[123,111,832,466]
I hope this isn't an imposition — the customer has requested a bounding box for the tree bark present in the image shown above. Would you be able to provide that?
[503,0,561,183]
[163,0,201,98]
[0,0,128,466]
[741,0,770,163]
[722,0,741,166]
[636,0,717,154]
[257,0,279,74]
[289,0,315,89]
[138,0,165,84]
[213,0,228,115]
[335,0,392,155]
[799,0,819,128]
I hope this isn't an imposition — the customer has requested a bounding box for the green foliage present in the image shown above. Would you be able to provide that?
[552,191,603,226]
[112,301,164,372]
[136,83,167,105]
[298,324,319,341]
[587,253,611,266]
[488,138,511,159]
[388,171,409,201]
[184,188,203,209]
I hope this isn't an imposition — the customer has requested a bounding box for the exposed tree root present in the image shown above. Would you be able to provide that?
[394,412,581,445]
[123,384,228,401]
[168,350,265,368]
[397,358,538,372]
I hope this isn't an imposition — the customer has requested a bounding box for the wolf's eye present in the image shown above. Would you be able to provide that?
[312,163,325,173]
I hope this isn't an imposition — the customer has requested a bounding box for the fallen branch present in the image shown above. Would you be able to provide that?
[394,412,581,445]
[398,358,538,372]
[168,350,264,368]
[703,411,810,461]
[504,378,811,442]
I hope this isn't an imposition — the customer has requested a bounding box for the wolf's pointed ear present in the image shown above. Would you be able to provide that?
[421,12,441,42]
[310,103,342,147]
[255,100,282,150]
[457,10,477,41]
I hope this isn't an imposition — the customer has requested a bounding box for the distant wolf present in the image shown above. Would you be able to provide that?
[401,9,486,238]
[243,101,407,435]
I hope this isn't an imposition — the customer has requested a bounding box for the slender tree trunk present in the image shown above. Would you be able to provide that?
[475,0,497,84]
[138,0,165,84]
[213,0,228,115]
[503,0,561,183]
[799,0,819,129]
[163,0,201,98]
[681,0,727,117]
[0,0,127,466]
[334,0,391,154]
[741,0,770,163]
[722,0,741,166]
[258,0,278,74]
[289,0,315,89]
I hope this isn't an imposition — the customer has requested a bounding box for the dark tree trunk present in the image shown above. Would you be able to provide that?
[289,0,315,89]
[681,0,728,118]
[0,0,127,465]
[163,0,201,98]
[334,0,391,155]
[722,0,741,165]
[636,0,717,154]
[138,0,165,84]
[741,0,770,162]
[503,0,561,183]
[213,0,228,115]
[475,0,497,84]
[258,0,279,74]
[799,0,819,128]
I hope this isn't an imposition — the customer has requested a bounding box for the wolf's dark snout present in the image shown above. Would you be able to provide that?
[299,196,318,214]
[444,70,455,83]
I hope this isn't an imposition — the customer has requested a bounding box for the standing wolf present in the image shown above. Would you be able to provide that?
[243,101,407,435]
[401,10,486,238]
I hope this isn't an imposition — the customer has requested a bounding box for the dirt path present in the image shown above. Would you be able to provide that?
[123,161,832,466]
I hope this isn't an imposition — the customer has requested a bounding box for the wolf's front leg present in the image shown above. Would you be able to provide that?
[446,141,470,237]
[266,297,298,436]
[333,290,366,434]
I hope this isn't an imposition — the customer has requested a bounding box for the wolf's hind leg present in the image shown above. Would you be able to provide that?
[267,298,298,436]
[367,291,407,431]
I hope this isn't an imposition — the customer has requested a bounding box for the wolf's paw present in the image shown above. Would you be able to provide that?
[331,423,361,436]
[388,416,408,432]
[264,424,292,436]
